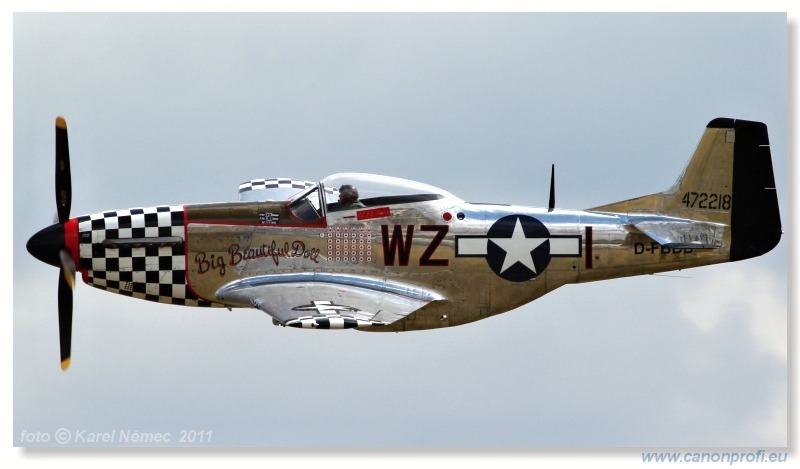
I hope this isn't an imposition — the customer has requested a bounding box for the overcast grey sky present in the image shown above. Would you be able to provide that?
[8,8,791,461]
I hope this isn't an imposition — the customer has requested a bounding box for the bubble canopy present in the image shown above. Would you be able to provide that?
[321,173,460,204]
[287,173,461,221]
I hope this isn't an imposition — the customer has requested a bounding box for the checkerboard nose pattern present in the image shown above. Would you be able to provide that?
[77,205,213,307]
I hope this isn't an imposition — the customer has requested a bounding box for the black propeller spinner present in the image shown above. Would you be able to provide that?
[26,117,75,371]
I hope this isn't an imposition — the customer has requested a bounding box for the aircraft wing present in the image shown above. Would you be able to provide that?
[215,273,443,328]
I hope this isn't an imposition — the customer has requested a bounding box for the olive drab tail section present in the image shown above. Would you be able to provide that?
[589,118,781,260]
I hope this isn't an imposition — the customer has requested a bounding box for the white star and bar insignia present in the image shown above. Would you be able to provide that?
[456,215,582,281]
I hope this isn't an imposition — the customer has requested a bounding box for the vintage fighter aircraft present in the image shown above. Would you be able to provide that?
[27,117,782,370]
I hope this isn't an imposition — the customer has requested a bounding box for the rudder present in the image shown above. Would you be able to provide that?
[723,118,782,260]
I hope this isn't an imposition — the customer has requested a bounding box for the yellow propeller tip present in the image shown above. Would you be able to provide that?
[61,358,71,371]
[55,116,67,129]
[64,271,75,290]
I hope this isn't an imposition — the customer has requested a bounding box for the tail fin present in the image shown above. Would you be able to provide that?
[590,118,781,261]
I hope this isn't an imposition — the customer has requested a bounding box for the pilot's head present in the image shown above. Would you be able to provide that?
[338,185,359,204]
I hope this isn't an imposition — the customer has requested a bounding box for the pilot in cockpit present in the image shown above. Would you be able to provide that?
[331,184,366,211]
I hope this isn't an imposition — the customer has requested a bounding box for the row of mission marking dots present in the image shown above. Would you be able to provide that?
[323,226,372,263]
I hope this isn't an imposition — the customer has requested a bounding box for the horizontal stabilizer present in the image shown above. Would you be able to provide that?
[624,215,725,249]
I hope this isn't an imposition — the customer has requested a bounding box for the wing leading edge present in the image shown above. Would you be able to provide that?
[215,273,444,329]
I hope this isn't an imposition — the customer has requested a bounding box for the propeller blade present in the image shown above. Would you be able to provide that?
[56,116,74,371]
[29,117,77,370]
[57,265,74,371]
[60,249,76,290]
[55,116,72,224]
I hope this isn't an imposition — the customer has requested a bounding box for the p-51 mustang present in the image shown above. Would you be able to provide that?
[28,117,782,370]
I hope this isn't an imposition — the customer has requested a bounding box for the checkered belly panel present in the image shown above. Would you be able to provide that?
[77,205,215,307]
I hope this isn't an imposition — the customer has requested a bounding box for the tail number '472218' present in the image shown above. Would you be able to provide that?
[681,191,731,210]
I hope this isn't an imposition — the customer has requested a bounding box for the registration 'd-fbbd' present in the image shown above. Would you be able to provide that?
[27,117,782,370]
